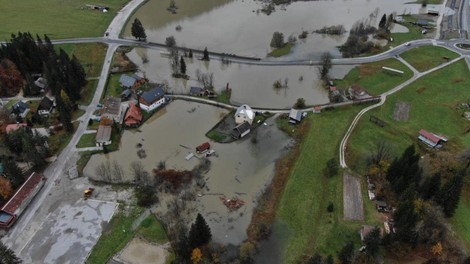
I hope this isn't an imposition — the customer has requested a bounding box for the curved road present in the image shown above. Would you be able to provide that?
[3,0,470,257]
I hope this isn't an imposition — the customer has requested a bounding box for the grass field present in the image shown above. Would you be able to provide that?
[277,106,381,262]
[452,191,470,250]
[400,46,459,72]
[104,74,124,98]
[268,43,294,57]
[136,215,168,243]
[346,59,470,173]
[335,58,413,96]
[76,133,97,148]
[0,0,128,40]
[86,206,144,263]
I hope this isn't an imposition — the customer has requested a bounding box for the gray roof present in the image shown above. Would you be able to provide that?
[190,86,203,94]
[96,125,112,143]
[38,97,54,111]
[12,101,29,113]
[289,109,303,122]
[121,89,132,98]
[102,97,122,116]
[141,85,165,105]
[119,75,137,88]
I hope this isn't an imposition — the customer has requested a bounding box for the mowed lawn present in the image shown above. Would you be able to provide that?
[277,106,380,263]
[347,59,470,172]
[0,0,128,40]
[335,58,413,96]
[400,46,460,72]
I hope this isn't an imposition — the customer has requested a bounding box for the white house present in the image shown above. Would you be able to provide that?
[234,104,254,125]
[139,85,166,112]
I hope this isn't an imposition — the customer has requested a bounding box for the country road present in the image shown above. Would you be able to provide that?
[2,0,470,260]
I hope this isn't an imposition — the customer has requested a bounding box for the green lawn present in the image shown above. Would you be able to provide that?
[136,215,168,243]
[335,58,413,95]
[400,46,459,72]
[76,133,97,148]
[86,206,144,264]
[268,43,294,57]
[277,106,380,262]
[389,22,428,47]
[347,59,470,172]
[0,0,128,40]
[104,74,124,98]
[452,193,470,250]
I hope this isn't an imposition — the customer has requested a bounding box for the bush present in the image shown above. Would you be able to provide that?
[327,202,334,212]
[135,186,157,207]
[294,98,306,109]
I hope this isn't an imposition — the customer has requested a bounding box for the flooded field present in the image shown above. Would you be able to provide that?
[127,48,354,108]
[84,100,291,244]
[124,0,425,58]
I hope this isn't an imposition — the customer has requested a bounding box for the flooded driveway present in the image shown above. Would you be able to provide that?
[124,0,424,58]
[84,100,290,244]
[127,48,354,108]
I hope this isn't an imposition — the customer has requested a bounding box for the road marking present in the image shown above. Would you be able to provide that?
[19,212,51,255]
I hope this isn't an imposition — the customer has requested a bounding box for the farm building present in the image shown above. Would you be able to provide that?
[235,104,255,125]
[139,85,166,112]
[418,129,448,148]
[313,106,321,113]
[350,84,366,97]
[10,101,29,119]
[0,172,45,229]
[101,97,123,123]
[232,121,251,139]
[96,119,113,147]
[189,86,204,96]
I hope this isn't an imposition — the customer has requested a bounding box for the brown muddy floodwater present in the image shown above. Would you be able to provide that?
[127,47,354,108]
[124,0,425,58]
[84,100,291,244]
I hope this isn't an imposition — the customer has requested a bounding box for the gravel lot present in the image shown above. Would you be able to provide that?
[343,173,364,221]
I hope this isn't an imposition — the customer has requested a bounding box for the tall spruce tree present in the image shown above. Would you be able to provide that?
[378,14,387,29]
[131,18,147,41]
[180,56,186,75]
[188,213,212,249]
[419,173,441,200]
[394,198,419,244]
[435,174,463,217]
[0,242,22,264]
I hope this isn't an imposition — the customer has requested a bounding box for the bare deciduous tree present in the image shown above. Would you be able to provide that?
[95,161,112,182]
[112,160,124,183]
[130,161,148,186]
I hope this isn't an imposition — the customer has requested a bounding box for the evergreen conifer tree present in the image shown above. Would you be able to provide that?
[131,18,147,41]
[188,213,212,249]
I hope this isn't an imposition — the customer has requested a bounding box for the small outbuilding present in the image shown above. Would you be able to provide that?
[418,129,448,148]
[101,97,122,123]
[10,101,29,119]
[350,84,366,97]
[119,75,137,88]
[376,200,388,212]
[189,86,204,96]
[313,106,322,114]
[231,121,251,139]
[289,109,303,124]
[196,142,210,154]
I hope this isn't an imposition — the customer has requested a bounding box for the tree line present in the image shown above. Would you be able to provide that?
[0,32,87,131]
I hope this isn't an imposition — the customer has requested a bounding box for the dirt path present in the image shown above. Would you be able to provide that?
[343,173,364,221]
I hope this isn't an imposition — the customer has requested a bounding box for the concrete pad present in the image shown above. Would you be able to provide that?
[20,199,118,264]
[343,173,364,221]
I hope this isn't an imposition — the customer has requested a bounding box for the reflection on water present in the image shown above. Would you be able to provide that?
[254,218,292,264]
[127,48,355,108]
[84,100,290,244]
[125,0,424,57]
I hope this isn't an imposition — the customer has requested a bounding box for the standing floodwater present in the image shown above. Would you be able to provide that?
[124,0,423,58]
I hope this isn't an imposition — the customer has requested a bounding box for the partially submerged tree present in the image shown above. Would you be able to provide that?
[188,213,212,249]
[131,18,147,41]
[319,52,332,80]
[270,32,284,49]
[202,47,210,61]
[165,36,176,48]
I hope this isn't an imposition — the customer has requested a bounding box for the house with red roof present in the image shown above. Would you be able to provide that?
[0,172,45,229]
[5,123,27,134]
[418,129,448,148]
[124,102,143,127]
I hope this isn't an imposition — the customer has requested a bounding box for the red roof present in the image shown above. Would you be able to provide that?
[314,106,321,110]
[196,142,210,152]
[329,86,337,91]
[1,172,45,215]
[351,84,365,93]
[419,129,441,144]
[124,102,143,126]
[5,123,26,133]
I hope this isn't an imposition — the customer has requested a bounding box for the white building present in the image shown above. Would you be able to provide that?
[234,104,255,125]
[139,85,166,112]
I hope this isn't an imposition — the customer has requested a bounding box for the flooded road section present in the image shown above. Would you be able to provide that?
[84,100,291,244]
[124,0,424,58]
[128,48,354,108]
